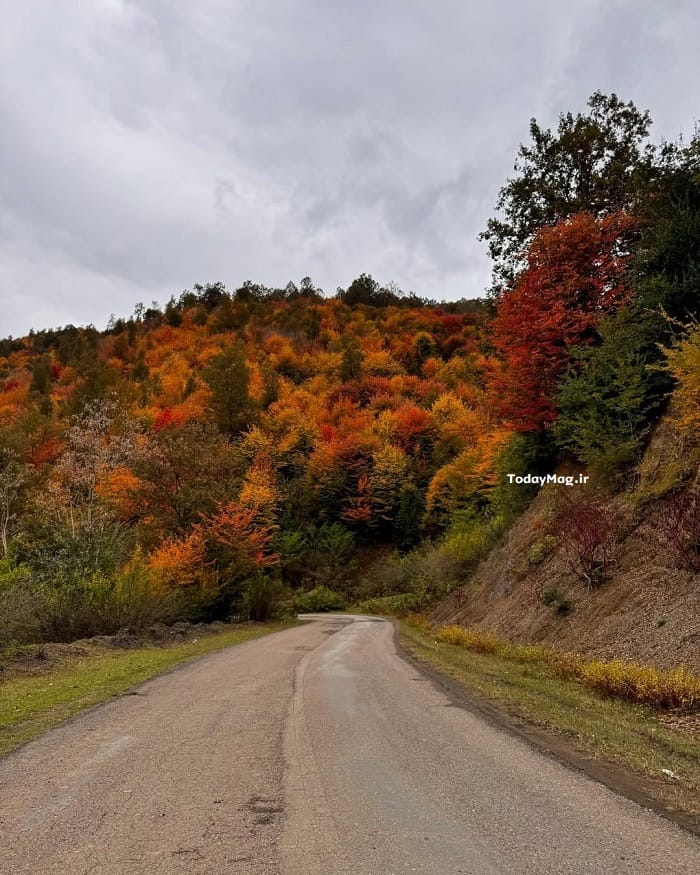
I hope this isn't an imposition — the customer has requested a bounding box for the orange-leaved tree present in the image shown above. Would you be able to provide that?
[196,501,278,580]
[147,530,209,590]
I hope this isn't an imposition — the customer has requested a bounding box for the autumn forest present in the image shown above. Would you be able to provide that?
[1,93,699,644]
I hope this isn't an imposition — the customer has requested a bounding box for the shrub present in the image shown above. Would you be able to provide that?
[356,513,502,610]
[576,660,700,710]
[40,556,178,642]
[541,586,572,615]
[94,555,179,632]
[0,557,31,592]
[409,550,464,604]
[410,513,503,605]
[241,574,288,621]
[1,553,180,645]
[555,599,572,616]
[356,593,419,616]
[528,536,557,565]
[402,612,433,632]
[353,552,411,602]
[550,497,620,587]
[26,522,132,588]
[293,585,346,613]
[357,542,466,609]
[436,625,500,654]
[541,587,559,607]
[654,486,700,572]
[441,521,490,565]
[0,564,43,646]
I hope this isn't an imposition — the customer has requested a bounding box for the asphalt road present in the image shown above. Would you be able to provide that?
[1,615,698,874]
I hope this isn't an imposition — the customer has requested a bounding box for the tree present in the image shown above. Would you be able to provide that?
[300,276,322,297]
[481,92,654,289]
[197,281,229,311]
[554,311,658,470]
[30,355,52,396]
[660,320,700,435]
[393,483,424,550]
[0,450,26,557]
[133,422,241,538]
[305,522,355,584]
[339,273,380,306]
[147,531,208,589]
[368,444,408,529]
[340,341,364,383]
[51,398,135,537]
[196,501,278,596]
[164,296,183,327]
[393,406,435,456]
[490,211,638,431]
[408,332,436,375]
[552,137,700,461]
[239,454,279,523]
[24,399,136,583]
[204,343,253,435]
[489,432,556,520]
[633,133,700,322]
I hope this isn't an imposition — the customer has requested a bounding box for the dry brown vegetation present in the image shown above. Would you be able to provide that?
[433,622,699,710]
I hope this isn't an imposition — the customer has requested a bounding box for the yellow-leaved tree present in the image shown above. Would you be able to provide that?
[662,321,700,436]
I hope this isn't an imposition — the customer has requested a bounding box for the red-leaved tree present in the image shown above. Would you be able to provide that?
[490,211,638,431]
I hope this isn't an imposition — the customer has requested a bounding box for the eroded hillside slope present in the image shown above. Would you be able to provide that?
[433,416,700,671]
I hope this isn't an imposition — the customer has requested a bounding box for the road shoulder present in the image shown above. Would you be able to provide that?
[394,619,700,837]
[0,621,297,759]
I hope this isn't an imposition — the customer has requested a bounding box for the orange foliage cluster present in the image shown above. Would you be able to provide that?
[198,502,278,571]
[0,291,504,591]
[148,531,208,588]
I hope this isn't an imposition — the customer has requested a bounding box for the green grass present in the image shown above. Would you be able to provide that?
[0,623,293,757]
[399,620,700,817]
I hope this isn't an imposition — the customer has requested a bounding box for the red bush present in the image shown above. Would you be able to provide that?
[655,487,700,572]
[552,497,621,587]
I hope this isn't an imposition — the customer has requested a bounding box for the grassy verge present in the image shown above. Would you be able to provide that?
[399,619,700,821]
[435,624,699,709]
[0,622,294,757]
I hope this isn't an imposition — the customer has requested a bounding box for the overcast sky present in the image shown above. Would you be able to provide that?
[1,1,698,337]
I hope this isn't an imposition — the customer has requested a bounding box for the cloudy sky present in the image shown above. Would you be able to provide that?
[1,1,698,337]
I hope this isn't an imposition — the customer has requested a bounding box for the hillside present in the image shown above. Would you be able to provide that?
[0,281,508,643]
[433,412,700,671]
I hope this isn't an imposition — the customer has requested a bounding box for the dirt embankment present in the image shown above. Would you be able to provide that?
[433,418,700,671]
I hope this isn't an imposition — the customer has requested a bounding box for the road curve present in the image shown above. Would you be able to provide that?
[1,615,698,874]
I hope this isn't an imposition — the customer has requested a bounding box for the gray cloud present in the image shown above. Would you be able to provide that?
[1,0,698,336]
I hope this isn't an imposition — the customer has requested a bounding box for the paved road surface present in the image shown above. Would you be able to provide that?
[1,615,698,873]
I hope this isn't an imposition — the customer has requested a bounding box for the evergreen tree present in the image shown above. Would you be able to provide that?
[204,343,253,435]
